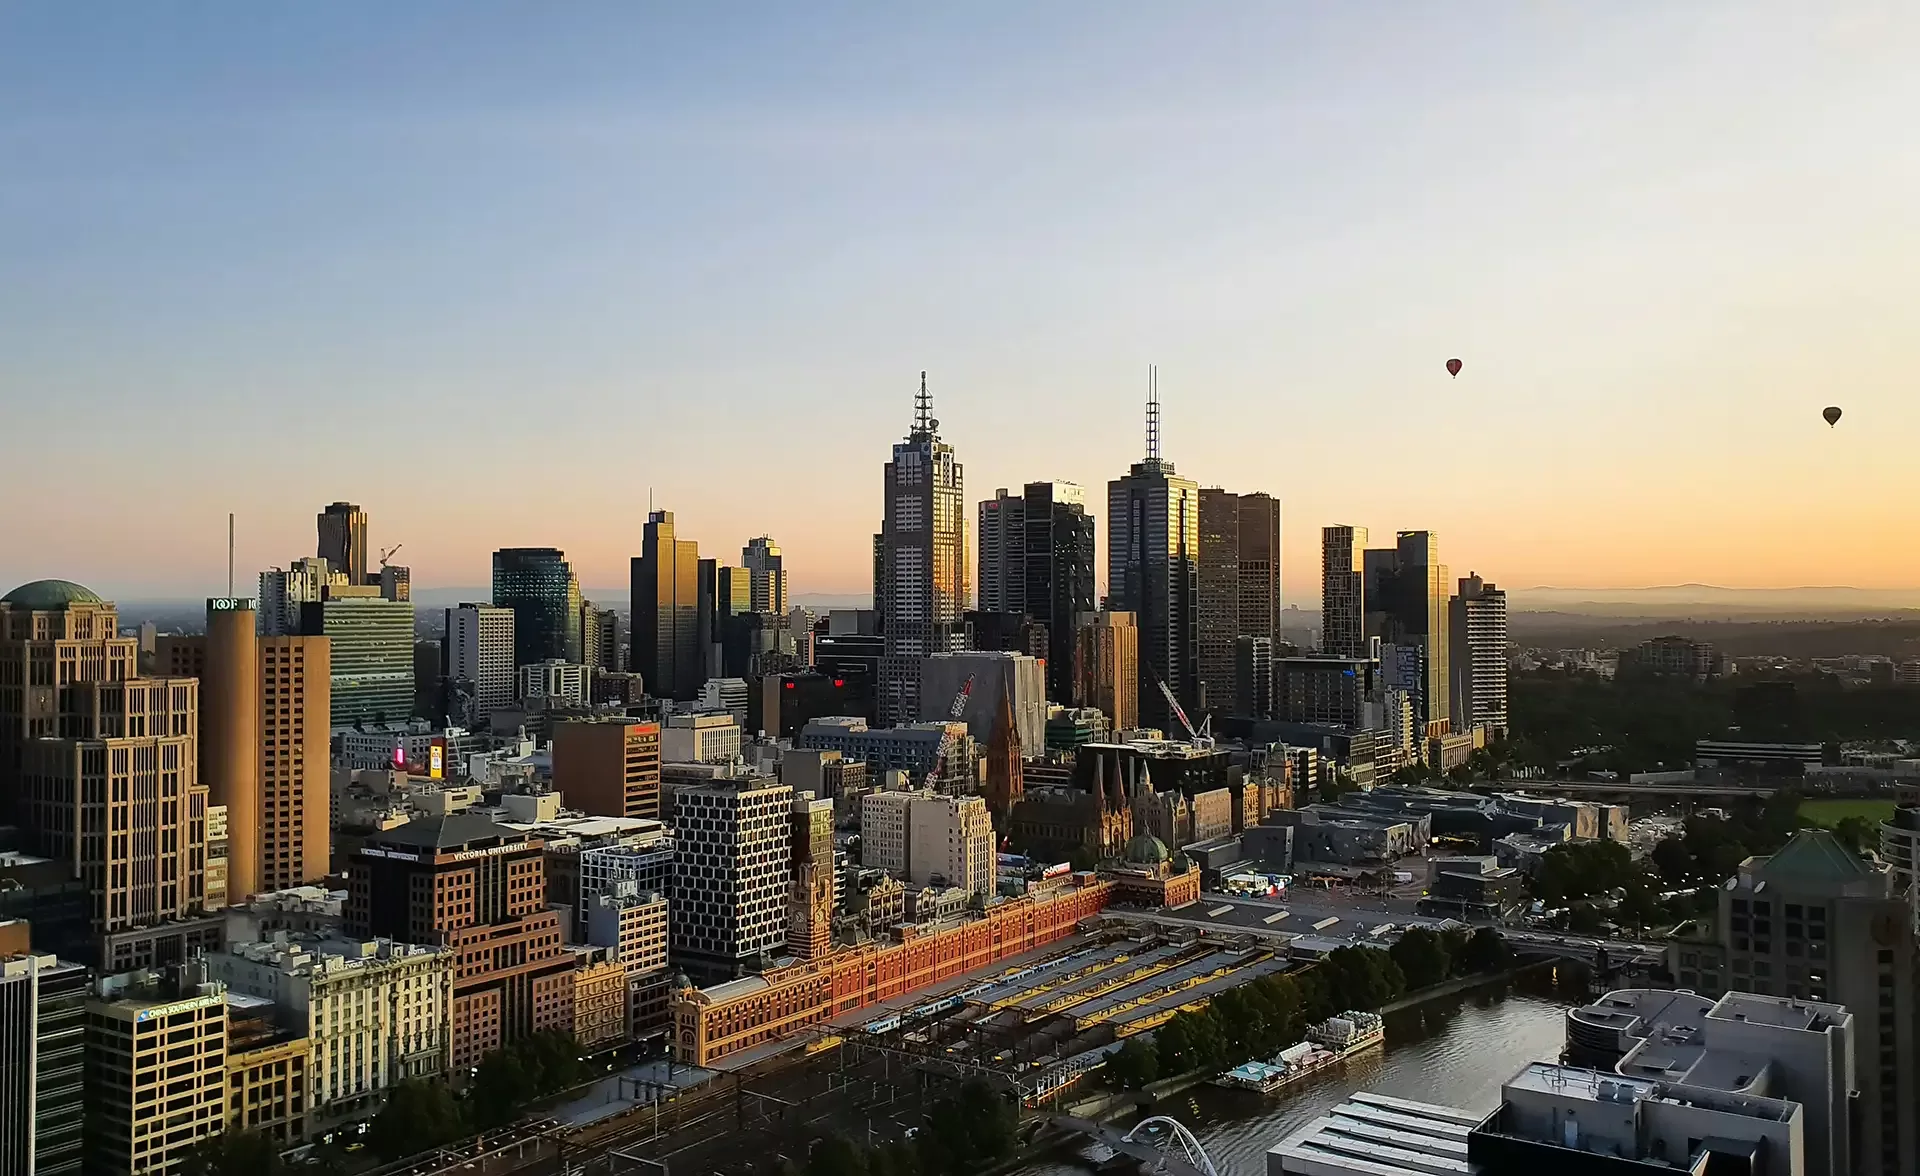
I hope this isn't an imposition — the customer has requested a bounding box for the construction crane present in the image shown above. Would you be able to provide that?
[1151,668,1213,750]
[378,543,404,569]
[929,674,976,785]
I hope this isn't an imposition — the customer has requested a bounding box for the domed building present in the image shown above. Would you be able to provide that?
[1110,830,1201,909]
[0,577,224,970]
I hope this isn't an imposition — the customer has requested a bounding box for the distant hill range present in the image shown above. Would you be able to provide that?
[1510,584,1920,619]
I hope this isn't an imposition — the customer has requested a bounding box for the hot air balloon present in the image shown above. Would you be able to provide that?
[1446,358,1462,378]
[1823,406,1842,427]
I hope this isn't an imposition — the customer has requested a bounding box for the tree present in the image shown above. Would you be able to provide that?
[1649,836,1694,884]
[469,1045,537,1129]
[1458,927,1514,974]
[1106,1037,1158,1089]
[1321,947,1404,1012]
[1832,815,1877,856]
[1388,927,1452,991]
[807,1135,868,1176]
[369,1078,466,1160]
[181,1131,285,1176]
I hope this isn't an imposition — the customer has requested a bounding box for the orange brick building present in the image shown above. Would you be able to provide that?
[671,879,1112,1067]
[347,813,573,1070]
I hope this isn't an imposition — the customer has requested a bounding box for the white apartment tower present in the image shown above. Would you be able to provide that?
[742,536,787,615]
[875,373,968,726]
[669,771,793,978]
[446,603,516,719]
[1450,573,1510,735]
[860,789,994,899]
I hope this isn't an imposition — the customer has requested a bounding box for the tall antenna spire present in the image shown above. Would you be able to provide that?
[227,512,235,597]
[1145,364,1161,461]
[914,370,934,435]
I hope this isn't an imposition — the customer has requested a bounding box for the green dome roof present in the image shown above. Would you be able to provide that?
[1122,833,1170,865]
[2,579,104,609]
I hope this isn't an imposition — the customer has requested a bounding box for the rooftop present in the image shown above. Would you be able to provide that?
[365,811,523,851]
[1268,1091,1480,1176]
[1,579,104,609]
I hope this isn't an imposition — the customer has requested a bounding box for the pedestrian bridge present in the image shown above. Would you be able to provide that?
[1044,1114,1218,1176]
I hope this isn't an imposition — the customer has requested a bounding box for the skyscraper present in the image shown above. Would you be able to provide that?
[156,599,334,902]
[976,488,1022,614]
[1196,489,1241,714]
[742,536,787,615]
[1074,609,1139,733]
[259,556,344,637]
[1107,370,1199,731]
[670,771,793,980]
[1365,531,1451,738]
[1449,573,1509,735]
[298,588,413,726]
[492,547,583,667]
[697,560,750,681]
[633,510,701,700]
[0,940,86,1176]
[1023,482,1095,703]
[2,581,209,945]
[1319,525,1369,657]
[446,603,516,720]
[1670,829,1918,1176]
[876,373,968,726]
[316,502,369,586]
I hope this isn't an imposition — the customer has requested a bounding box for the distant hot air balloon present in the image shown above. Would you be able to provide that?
[1823,406,1842,427]
[1446,358,1463,378]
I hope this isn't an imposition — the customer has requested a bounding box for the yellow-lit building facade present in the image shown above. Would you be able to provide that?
[85,978,228,1176]
[567,948,629,1051]
[225,998,311,1145]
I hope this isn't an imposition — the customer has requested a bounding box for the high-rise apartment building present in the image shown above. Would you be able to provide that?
[743,537,787,616]
[1107,376,1199,731]
[158,598,333,901]
[1449,573,1509,735]
[1365,531,1451,738]
[378,564,410,603]
[875,374,968,726]
[593,607,624,673]
[632,511,701,700]
[1234,636,1273,720]
[298,589,413,727]
[860,790,994,898]
[1669,829,1916,1175]
[551,718,662,820]
[259,556,345,637]
[2,581,211,949]
[1073,610,1139,733]
[446,603,516,719]
[0,938,86,1176]
[1196,489,1281,717]
[1320,525,1369,658]
[669,771,792,980]
[346,813,573,1070]
[492,547,583,667]
[317,501,369,586]
[579,601,602,673]
[975,482,1096,704]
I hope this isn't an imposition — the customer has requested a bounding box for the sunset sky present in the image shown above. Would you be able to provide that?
[4,4,1918,603]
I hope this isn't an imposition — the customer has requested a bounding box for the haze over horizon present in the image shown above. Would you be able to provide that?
[5,4,1918,600]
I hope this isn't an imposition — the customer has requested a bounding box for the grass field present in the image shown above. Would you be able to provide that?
[1796,798,1897,828]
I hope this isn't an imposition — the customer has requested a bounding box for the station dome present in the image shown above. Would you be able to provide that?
[1,579,103,609]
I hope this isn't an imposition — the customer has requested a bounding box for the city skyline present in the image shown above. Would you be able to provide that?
[6,6,1920,598]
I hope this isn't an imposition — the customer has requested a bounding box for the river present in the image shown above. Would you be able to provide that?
[1011,969,1583,1176]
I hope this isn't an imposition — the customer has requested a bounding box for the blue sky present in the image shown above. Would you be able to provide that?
[4,4,1918,600]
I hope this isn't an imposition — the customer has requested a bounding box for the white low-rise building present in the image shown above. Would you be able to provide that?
[206,937,453,1124]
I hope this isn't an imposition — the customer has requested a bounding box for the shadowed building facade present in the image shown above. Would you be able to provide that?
[345,814,572,1070]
